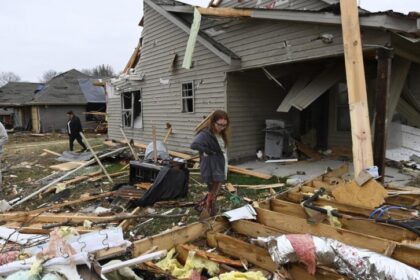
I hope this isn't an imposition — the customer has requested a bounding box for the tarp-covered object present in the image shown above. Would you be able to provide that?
[131,165,189,207]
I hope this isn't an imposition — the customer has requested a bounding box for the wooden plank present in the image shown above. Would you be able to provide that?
[270,198,418,242]
[209,232,277,272]
[80,132,113,183]
[50,161,85,171]
[340,0,373,176]
[132,220,228,256]
[197,7,252,17]
[28,191,113,214]
[130,140,273,179]
[284,190,413,219]
[255,207,420,268]
[119,207,141,231]
[43,149,61,157]
[31,106,40,133]
[0,213,117,224]
[209,231,345,279]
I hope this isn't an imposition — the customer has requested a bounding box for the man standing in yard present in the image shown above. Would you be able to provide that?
[0,121,8,190]
[66,111,87,152]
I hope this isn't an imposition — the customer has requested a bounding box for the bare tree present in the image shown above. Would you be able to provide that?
[39,70,59,83]
[0,72,21,86]
[80,64,115,78]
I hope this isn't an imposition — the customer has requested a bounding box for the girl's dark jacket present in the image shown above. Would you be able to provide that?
[190,128,225,184]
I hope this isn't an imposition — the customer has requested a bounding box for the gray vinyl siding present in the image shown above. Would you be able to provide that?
[208,20,389,71]
[38,105,90,133]
[107,4,229,153]
[226,69,298,160]
[219,0,330,10]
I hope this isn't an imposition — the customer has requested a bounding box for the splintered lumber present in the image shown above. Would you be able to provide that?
[127,139,273,179]
[340,0,373,176]
[88,171,128,182]
[80,132,113,183]
[119,207,141,230]
[193,111,215,132]
[0,213,116,224]
[228,165,272,180]
[50,161,86,171]
[43,149,62,157]
[255,207,420,268]
[132,219,229,256]
[295,141,322,160]
[270,198,418,242]
[197,7,252,17]
[120,127,139,161]
[10,147,127,209]
[235,183,284,190]
[176,244,243,267]
[331,179,387,209]
[284,189,413,219]
[207,231,346,279]
[163,127,173,144]
[230,221,349,280]
[207,232,277,272]
[28,191,114,214]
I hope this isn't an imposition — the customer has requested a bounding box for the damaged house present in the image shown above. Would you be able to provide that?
[0,69,107,133]
[29,69,106,133]
[0,82,43,130]
[107,0,420,162]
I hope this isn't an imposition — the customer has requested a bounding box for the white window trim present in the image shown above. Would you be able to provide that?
[181,81,195,113]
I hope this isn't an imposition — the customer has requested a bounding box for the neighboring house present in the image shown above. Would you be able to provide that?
[107,0,420,161]
[29,69,106,133]
[0,82,43,129]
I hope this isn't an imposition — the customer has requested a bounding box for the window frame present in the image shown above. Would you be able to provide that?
[121,90,142,128]
[181,81,195,113]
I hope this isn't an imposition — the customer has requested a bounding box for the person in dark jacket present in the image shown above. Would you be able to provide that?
[191,110,230,219]
[66,111,87,152]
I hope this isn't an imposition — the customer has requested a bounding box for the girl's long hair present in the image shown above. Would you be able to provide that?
[208,110,230,147]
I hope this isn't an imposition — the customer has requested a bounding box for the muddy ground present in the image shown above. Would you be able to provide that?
[1,132,287,240]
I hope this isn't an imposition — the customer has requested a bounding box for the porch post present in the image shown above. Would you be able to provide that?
[339,0,373,178]
[374,48,393,183]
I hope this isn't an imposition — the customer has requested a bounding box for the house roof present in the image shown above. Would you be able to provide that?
[0,82,43,106]
[30,69,106,105]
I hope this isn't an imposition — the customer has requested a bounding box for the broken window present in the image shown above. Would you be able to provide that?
[122,90,142,128]
[336,83,351,132]
[181,82,194,113]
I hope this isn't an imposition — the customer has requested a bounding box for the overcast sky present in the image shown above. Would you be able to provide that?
[0,0,418,82]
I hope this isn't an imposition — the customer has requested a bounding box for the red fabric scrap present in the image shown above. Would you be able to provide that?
[286,234,316,275]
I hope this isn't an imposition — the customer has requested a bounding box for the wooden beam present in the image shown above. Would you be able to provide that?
[120,127,139,161]
[28,191,113,214]
[208,231,346,279]
[231,220,349,280]
[373,48,393,181]
[0,213,117,224]
[255,207,420,268]
[132,219,228,256]
[80,132,113,183]
[208,232,277,272]
[284,189,413,219]
[197,7,251,17]
[43,149,61,157]
[127,139,272,179]
[270,198,418,242]
[340,0,373,177]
